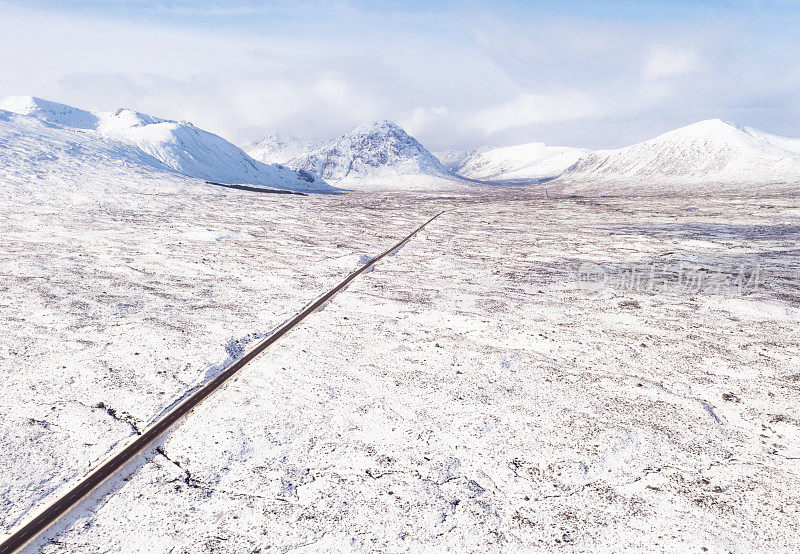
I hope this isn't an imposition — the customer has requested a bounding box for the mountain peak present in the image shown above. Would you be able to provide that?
[98,108,173,132]
[0,95,99,129]
[347,119,406,137]
[288,120,460,189]
[559,118,800,189]
[664,118,751,141]
[689,118,732,127]
[1,96,69,112]
[244,133,325,165]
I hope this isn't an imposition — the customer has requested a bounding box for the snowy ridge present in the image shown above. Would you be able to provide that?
[288,120,467,190]
[243,133,324,165]
[0,96,336,193]
[0,109,169,182]
[0,95,100,130]
[440,142,588,183]
[557,119,800,193]
[434,148,490,173]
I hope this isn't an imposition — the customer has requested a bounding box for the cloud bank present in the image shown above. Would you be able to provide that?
[1,1,799,150]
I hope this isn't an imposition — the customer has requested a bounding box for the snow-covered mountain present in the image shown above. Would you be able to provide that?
[438,142,588,183]
[0,95,101,130]
[556,119,800,193]
[0,96,335,193]
[0,106,170,185]
[243,133,324,165]
[287,120,466,190]
[7,99,797,196]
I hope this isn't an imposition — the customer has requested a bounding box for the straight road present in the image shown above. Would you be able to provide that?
[0,210,445,554]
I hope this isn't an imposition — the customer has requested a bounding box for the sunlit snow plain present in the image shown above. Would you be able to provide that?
[1,170,799,552]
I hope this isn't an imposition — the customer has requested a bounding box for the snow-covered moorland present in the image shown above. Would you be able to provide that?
[1,153,799,551]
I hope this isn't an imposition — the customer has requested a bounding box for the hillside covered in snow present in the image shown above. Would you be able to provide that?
[556,119,800,194]
[435,148,489,173]
[243,133,324,165]
[0,96,336,193]
[438,142,588,183]
[287,120,467,190]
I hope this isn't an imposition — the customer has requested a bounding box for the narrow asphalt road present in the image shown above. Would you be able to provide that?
[0,210,446,554]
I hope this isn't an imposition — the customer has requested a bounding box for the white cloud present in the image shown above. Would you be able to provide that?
[1,2,798,149]
[398,106,450,136]
[643,48,702,79]
[469,91,604,135]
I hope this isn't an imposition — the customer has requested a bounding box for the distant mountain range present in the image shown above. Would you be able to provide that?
[246,125,583,189]
[3,96,800,195]
[250,118,800,194]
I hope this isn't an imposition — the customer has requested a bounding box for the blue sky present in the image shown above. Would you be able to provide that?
[1,1,799,149]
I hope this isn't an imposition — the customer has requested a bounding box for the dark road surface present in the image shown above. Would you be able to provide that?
[0,211,445,554]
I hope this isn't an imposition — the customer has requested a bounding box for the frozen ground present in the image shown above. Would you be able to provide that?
[1,175,799,552]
